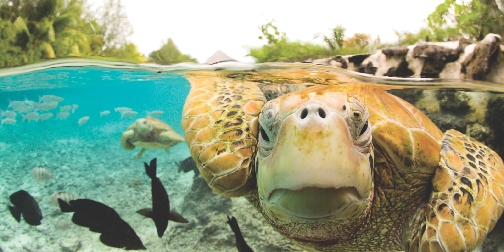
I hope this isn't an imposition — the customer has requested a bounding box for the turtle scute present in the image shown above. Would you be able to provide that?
[182,71,266,197]
[411,129,504,252]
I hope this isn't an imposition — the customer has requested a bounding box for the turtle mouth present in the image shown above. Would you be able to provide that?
[263,186,368,220]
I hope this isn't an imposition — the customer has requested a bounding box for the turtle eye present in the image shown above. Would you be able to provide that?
[260,125,270,142]
[359,121,368,136]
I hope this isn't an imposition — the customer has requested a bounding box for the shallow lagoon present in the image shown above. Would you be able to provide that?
[1,59,504,251]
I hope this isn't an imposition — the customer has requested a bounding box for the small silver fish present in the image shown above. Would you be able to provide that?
[56,111,71,119]
[71,104,78,113]
[1,118,16,124]
[1,110,17,119]
[78,116,90,126]
[121,110,138,118]
[39,113,54,121]
[8,100,25,108]
[100,110,110,117]
[146,110,164,117]
[114,107,132,113]
[10,101,34,113]
[22,112,40,122]
[39,95,64,103]
[35,101,59,111]
[59,105,72,112]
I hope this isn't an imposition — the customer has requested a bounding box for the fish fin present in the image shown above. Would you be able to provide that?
[100,232,146,250]
[168,211,189,223]
[227,215,241,233]
[136,208,154,219]
[99,233,126,249]
[135,148,146,159]
[164,148,170,154]
[143,158,157,179]
[8,206,21,222]
[57,198,75,212]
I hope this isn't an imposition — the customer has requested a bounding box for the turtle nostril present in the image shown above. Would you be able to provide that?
[318,108,326,118]
[300,108,308,119]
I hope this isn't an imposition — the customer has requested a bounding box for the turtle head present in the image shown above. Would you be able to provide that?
[256,87,374,240]
[135,118,154,136]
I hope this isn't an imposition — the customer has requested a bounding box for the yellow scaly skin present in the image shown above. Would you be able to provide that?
[182,71,265,197]
[405,130,504,252]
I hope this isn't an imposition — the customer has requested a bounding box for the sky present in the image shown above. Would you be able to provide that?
[89,0,445,63]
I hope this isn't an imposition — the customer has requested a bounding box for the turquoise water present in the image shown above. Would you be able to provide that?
[0,67,189,142]
[0,65,201,251]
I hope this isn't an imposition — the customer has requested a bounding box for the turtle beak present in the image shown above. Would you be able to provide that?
[257,100,373,221]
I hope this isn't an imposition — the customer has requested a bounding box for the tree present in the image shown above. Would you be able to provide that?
[148,38,197,64]
[97,0,133,56]
[0,0,103,67]
[427,0,504,40]
[258,20,286,45]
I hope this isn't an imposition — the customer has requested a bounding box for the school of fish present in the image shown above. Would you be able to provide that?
[1,94,165,126]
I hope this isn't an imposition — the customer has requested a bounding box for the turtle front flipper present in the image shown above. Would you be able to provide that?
[406,129,504,252]
[121,129,136,150]
[136,148,147,159]
[181,71,266,197]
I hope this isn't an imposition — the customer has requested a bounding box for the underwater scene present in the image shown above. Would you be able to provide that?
[1,60,504,252]
[0,61,303,252]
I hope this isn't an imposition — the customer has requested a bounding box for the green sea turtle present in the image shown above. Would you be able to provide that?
[181,68,504,251]
[121,117,185,159]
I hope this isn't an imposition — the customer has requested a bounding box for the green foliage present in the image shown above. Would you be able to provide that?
[393,27,447,45]
[249,21,372,63]
[249,40,333,63]
[258,20,286,45]
[148,38,197,64]
[0,0,143,68]
[250,20,330,62]
[316,25,346,51]
[427,0,504,40]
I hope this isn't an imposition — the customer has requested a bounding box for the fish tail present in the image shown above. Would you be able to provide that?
[168,211,189,223]
[136,208,154,219]
[227,215,241,233]
[144,158,157,179]
[57,199,75,212]
[8,206,21,222]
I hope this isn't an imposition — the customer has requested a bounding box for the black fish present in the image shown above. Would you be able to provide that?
[8,190,42,226]
[176,156,199,178]
[227,215,254,252]
[58,198,146,250]
[137,158,188,237]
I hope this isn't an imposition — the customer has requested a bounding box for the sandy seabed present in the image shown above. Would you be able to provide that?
[0,121,304,252]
